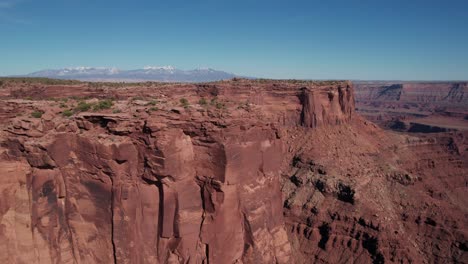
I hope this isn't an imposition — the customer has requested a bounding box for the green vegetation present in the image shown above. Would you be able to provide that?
[75,101,92,112]
[112,109,122,114]
[0,80,3,87]
[62,110,73,117]
[0,77,81,85]
[180,98,189,108]
[88,81,171,89]
[147,100,157,106]
[59,103,67,108]
[92,99,114,111]
[31,111,44,118]
[73,99,114,112]
[198,98,208,106]
[210,98,225,109]
[149,107,159,112]
[0,77,188,88]
[215,101,225,109]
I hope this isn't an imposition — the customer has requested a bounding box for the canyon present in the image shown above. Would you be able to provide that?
[354,81,468,133]
[0,78,466,263]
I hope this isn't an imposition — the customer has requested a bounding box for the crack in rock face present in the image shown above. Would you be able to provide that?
[0,79,466,264]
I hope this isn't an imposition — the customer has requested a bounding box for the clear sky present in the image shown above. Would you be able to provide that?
[1,0,467,80]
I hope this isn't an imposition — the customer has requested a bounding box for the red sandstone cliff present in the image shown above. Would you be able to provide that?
[354,82,468,105]
[0,79,466,263]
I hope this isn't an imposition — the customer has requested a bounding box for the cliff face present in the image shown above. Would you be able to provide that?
[354,82,468,105]
[0,79,466,264]
[300,85,354,128]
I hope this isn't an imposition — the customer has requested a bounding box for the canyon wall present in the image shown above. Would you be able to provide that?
[354,81,468,132]
[0,79,466,263]
[354,81,468,106]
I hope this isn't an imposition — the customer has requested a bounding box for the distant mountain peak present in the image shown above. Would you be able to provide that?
[143,65,176,71]
[23,66,240,82]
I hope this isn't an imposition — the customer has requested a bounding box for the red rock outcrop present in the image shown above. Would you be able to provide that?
[0,79,466,263]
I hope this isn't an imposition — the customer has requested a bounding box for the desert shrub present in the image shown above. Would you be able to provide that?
[149,107,159,112]
[88,82,102,88]
[215,101,225,109]
[31,111,44,118]
[93,99,114,111]
[75,101,92,112]
[180,98,189,108]
[198,98,207,105]
[208,98,225,109]
[62,110,73,117]
[0,77,80,85]
[112,109,122,113]
[0,81,3,87]
[59,103,67,108]
[147,100,157,106]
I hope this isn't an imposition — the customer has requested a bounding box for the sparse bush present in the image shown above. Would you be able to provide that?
[180,98,189,108]
[0,81,3,87]
[147,100,157,106]
[210,98,225,109]
[198,98,208,106]
[59,103,67,108]
[62,109,73,117]
[75,101,92,112]
[112,109,122,114]
[25,96,33,100]
[149,107,159,112]
[93,99,114,111]
[31,111,44,118]
[215,101,225,109]
[88,82,101,88]
[0,77,81,85]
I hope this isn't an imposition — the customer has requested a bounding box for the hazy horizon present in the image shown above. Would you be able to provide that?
[1,0,467,80]
[3,66,468,82]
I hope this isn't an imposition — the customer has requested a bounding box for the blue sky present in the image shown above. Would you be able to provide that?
[1,0,467,80]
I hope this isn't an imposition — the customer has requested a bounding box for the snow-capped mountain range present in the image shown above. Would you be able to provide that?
[22,66,239,82]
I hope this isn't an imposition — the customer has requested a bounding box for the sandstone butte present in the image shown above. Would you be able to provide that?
[0,79,466,264]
